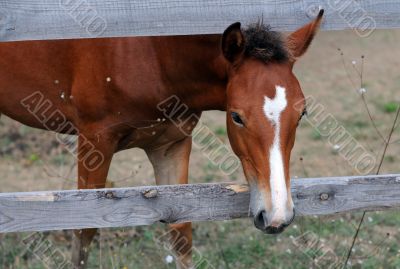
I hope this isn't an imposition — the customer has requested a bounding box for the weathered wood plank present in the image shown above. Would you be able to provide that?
[0,174,400,233]
[0,0,399,41]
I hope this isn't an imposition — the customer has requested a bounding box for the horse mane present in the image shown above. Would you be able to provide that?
[243,22,289,63]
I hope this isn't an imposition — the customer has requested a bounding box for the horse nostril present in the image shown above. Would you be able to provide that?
[254,210,268,230]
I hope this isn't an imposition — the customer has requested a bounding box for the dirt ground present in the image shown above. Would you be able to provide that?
[0,28,400,269]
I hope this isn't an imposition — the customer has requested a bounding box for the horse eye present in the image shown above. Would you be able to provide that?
[231,112,244,126]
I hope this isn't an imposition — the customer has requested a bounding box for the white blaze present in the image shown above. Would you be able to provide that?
[263,85,288,221]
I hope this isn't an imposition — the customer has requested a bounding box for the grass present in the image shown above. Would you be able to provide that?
[311,129,322,140]
[2,211,400,269]
[28,153,40,163]
[214,126,227,137]
[383,102,399,114]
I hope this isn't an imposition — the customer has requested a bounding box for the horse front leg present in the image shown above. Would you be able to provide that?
[71,132,116,269]
[146,137,194,269]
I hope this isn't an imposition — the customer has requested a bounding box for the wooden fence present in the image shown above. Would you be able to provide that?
[0,0,399,233]
[0,0,399,41]
[1,174,400,233]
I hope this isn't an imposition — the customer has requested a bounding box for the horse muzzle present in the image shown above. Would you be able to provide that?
[253,208,296,234]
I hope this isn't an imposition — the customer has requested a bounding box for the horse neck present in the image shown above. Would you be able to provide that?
[152,35,229,112]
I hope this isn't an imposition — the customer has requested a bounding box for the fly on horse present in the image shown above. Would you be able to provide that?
[0,10,323,269]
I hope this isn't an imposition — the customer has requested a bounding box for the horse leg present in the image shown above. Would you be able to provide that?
[71,133,116,269]
[146,137,193,269]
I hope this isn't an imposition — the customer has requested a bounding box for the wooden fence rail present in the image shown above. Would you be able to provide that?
[0,174,400,233]
[0,0,399,41]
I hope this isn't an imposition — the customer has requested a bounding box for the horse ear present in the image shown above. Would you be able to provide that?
[222,22,245,63]
[287,9,324,61]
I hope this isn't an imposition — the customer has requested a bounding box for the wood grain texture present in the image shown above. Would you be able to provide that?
[0,0,399,41]
[0,174,400,232]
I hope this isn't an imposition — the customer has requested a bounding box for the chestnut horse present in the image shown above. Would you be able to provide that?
[0,11,323,269]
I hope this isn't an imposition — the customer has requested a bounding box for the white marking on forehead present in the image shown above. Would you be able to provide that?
[263,85,288,221]
[263,86,287,124]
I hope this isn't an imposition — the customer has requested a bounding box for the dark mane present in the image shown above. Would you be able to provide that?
[243,22,289,63]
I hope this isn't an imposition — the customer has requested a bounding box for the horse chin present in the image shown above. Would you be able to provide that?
[263,225,286,234]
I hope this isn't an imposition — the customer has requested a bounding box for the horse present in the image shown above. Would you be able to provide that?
[0,10,323,269]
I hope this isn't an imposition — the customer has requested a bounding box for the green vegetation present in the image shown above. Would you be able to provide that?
[214,126,227,137]
[28,153,40,163]
[383,102,399,113]
[2,211,400,269]
[311,129,322,140]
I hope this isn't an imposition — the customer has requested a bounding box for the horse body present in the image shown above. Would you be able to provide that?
[0,35,225,149]
[0,34,230,268]
[0,10,324,269]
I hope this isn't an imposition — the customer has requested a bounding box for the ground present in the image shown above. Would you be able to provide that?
[0,28,400,268]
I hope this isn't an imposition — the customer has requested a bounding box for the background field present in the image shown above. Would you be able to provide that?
[1,28,400,268]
